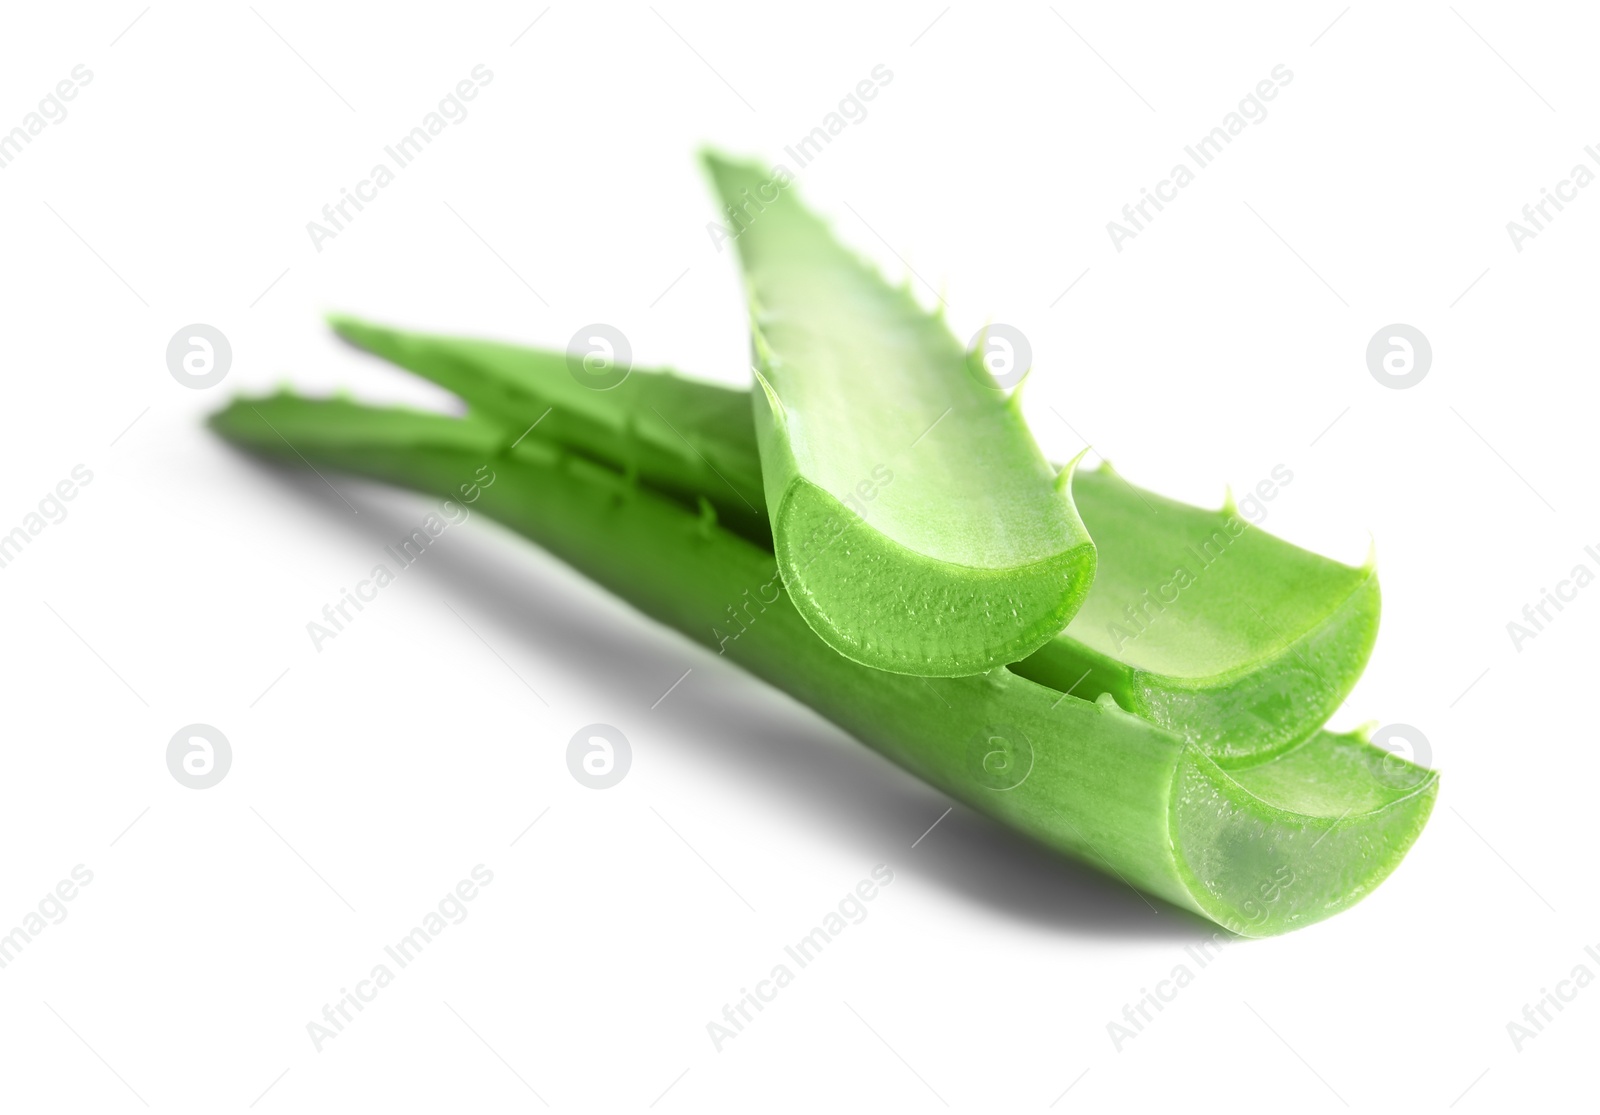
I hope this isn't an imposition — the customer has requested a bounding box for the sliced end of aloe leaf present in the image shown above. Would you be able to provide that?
[1012,464,1380,759]
[774,476,1098,676]
[1136,571,1379,761]
[1067,464,1376,681]
[705,152,1096,675]
[1170,728,1438,937]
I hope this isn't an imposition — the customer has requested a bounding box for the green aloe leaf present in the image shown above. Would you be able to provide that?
[1012,469,1380,762]
[328,318,1378,760]
[328,314,769,543]
[208,393,1436,936]
[702,153,1096,677]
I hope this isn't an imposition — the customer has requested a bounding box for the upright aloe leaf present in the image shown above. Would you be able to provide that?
[702,153,1096,677]
[324,318,1380,758]
[209,393,1436,937]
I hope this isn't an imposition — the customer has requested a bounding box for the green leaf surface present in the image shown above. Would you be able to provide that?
[209,393,1436,936]
[1013,468,1380,762]
[703,153,1096,677]
[329,314,769,543]
[326,319,1378,760]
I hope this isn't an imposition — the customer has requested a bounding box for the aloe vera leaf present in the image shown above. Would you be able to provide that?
[208,393,1436,936]
[321,321,1378,761]
[701,154,1096,677]
[1011,468,1381,762]
[328,314,770,543]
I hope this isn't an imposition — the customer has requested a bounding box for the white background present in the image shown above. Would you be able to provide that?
[0,1,1593,1111]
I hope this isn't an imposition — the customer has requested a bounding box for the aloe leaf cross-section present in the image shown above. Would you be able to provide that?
[1011,466,1381,762]
[703,153,1095,677]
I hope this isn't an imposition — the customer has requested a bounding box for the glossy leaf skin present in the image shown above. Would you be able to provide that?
[329,315,770,544]
[325,321,1379,761]
[704,154,1096,677]
[209,394,1436,937]
[1014,467,1380,763]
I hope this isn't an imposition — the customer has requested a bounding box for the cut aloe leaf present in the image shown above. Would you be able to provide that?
[702,154,1096,677]
[209,393,1436,936]
[1010,467,1380,762]
[321,321,1380,758]
[328,314,769,542]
